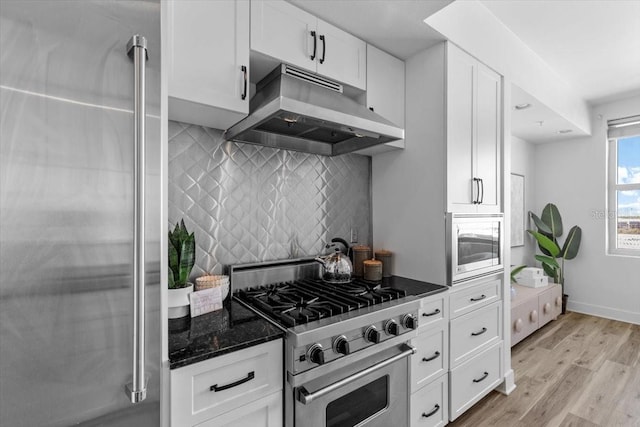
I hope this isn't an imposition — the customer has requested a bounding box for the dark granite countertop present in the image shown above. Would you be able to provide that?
[168,276,445,370]
[168,300,284,370]
[380,275,449,298]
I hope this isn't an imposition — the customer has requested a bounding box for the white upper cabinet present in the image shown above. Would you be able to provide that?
[315,19,367,90]
[446,44,501,213]
[250,0,316,72]
[167,0,250,130]
[251,0,367,89]
[356,44,405,155]
[474,63,500,210]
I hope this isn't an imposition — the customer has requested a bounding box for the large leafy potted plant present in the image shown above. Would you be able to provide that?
[527,203,582,313]
[168,220,196,319]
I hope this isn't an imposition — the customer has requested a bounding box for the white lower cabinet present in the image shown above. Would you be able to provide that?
[410,292,449,427]
[449,300,502,368]
[194,390,282,427]
[448,275,504,421]
[170,339,283,427]
[410,374,448,427]
[449,343,503,420]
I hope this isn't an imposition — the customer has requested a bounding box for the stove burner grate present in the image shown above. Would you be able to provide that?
[236,278,407,327]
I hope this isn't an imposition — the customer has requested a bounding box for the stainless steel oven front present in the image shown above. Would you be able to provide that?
[288,343,415,427]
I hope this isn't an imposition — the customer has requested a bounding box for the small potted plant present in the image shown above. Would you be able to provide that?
[527,203,582,313]
[168,220,196,319]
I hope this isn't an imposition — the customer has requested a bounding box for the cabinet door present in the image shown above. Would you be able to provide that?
[475,63,501,213]
[551,283,563,318]
[410,374,448,427]
[251,0,317,73]
[446,45,476,212]
[196,391,283,427]
[316,19,367,89]
[168,0,249,129]
[366,44,404,134]
[538,289,555,327]
[511,298,539,346]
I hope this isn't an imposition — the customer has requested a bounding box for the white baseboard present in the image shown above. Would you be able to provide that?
[567,300,640,325]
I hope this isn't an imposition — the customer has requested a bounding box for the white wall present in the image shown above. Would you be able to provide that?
[532,95,640,324]
[510,135,536,266]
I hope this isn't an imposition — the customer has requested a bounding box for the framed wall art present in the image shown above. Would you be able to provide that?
[511,173,525,247]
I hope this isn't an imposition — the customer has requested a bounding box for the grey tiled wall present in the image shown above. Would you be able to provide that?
[168,121,371,276]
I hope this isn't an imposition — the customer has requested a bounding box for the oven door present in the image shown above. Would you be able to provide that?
[293,344,413,427]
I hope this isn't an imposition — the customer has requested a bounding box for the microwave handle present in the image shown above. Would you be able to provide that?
[297,344,416,405]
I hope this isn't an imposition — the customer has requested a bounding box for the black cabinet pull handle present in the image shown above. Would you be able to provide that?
[479,178,484,204]
[422,404,440,418]
[369,106,374,112]
[210,371,255,392]
[471,327,487,336]
[470,294,486,302]
[310,31,317,61]
[472,178,480,204]
[319,34,326,64]
[240,65,247,100]
[422,308,441,317]
[473,371,489,383]
[422,351,441,362]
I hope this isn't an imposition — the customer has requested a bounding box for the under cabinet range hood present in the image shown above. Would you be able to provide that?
[224,64,404,156]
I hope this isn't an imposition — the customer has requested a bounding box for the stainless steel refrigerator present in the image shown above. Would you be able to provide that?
[0,1,162,425]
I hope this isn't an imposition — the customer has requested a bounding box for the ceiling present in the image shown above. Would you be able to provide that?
[481,0,640,106]
[288,0,640,142]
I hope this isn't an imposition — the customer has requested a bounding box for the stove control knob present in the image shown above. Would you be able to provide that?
[384,319,400,336]
[402,314,417,330]
[307,344,325,365]
[333,335,350,355]
[365,326,381,344]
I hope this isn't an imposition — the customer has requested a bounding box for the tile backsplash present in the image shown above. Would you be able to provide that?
[168,121,371,276]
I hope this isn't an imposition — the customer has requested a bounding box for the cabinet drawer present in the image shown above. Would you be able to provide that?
[171,339,283,426]
[450,301,502,367]
[410,374,448,427]
[449,343,503,420]
[450,278,501,318]
[511,297,538,346]
[194,390,283,427]
[419,295,446,329]
[411,328,447,392]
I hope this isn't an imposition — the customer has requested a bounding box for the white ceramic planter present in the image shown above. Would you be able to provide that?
[168,283,193,319]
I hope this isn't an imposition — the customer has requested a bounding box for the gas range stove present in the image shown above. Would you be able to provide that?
[230,258,447,376]
[237,279,408,327]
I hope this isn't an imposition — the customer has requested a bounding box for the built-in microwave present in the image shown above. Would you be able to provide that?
[446,213,504,285]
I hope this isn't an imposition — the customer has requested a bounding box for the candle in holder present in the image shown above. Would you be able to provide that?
[363,259,383,281]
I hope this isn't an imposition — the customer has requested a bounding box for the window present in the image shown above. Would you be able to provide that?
[608,115,640,256]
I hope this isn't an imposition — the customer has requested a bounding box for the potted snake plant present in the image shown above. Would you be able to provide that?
[168,220,196,319]
[527,203,582,314]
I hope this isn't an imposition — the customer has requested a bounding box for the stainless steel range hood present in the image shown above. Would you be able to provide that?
[224,64,404,156]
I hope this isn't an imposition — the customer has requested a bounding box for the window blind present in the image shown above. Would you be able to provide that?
[608,115,640,139]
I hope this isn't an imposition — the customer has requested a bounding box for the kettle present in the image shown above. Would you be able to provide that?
[315,238,353,284]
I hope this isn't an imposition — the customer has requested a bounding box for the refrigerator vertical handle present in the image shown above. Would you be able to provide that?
[125,34,148,404]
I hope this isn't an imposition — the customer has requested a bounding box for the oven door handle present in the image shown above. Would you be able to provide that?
[297,344,416,405]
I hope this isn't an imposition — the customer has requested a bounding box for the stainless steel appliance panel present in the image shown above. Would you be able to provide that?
[292,344,411,427]
[447,213,504,284]
[0,1,161,425]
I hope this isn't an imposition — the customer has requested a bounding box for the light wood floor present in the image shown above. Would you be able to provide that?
[449,311,640,427]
